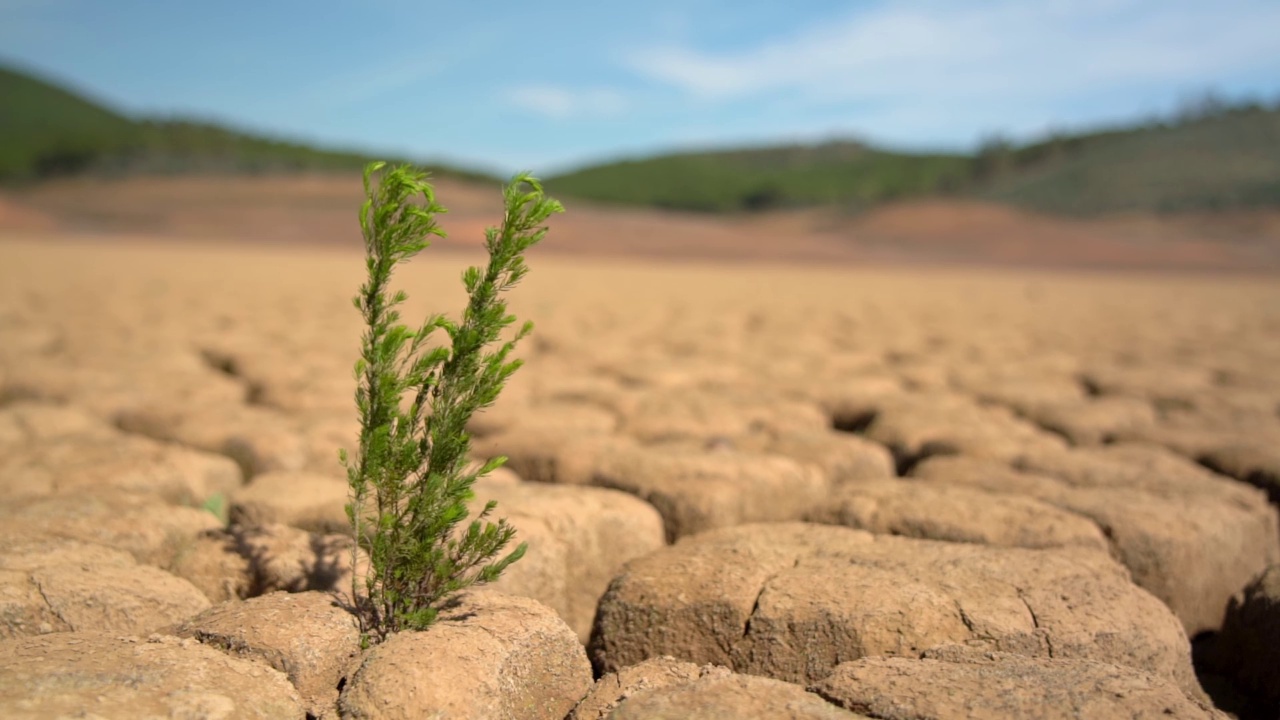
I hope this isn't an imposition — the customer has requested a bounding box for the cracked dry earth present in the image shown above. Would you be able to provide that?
[1,236,1279,719]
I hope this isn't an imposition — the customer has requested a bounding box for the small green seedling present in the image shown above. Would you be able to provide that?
[340,161,562,643]
[200,492,228,524]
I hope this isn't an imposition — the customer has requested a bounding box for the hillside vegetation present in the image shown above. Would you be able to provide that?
[5,63,1277,216]
[543,142,972,213]
[978,107,1280,214]
[0,65,493,184]
[547,102,1280,216]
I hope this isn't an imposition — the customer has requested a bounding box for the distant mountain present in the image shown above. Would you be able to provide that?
[0,64,495,184]
[547,103,1280,216]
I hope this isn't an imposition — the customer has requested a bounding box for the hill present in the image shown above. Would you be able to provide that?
[543,141,972,213]
[5,62,1278,217]
[979,106,1280,214]
[547,102,1280,217]
[0,64,493,184]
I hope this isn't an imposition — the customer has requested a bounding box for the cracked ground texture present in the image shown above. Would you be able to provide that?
[0,235,1277,718]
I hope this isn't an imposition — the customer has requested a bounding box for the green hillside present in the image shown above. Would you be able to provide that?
[5,62,1277,216]
[548,103,1280,216]
[0,65,493,184]
[544,142,972,213]
[979,106,1280,214]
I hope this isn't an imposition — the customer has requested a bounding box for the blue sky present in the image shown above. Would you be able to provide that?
[2,0,1279,175]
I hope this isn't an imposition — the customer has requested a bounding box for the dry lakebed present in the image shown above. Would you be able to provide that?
[0,235,1278,719]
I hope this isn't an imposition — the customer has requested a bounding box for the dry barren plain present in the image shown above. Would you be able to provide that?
[1,231,1279,719]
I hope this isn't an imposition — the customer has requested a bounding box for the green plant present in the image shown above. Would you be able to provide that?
[340,161,562,643]
[200,491,228,524]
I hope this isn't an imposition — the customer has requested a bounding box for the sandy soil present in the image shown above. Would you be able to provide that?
[1,221,1279,716]
[4,173,1280,271]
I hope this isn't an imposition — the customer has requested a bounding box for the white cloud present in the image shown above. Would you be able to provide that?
[624,0,1280,104]
[502,84,629,120]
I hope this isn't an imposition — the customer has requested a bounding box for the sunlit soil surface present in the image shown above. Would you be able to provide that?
[1,234,1278,718]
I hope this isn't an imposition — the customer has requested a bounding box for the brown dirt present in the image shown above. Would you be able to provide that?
[589,522,1201,694]
[814,647,1226,719]
[4,173,1280,271]
[0,632,306,718]
[339,590,592,720]
[577,657,865,719]
[1,222,1279,716]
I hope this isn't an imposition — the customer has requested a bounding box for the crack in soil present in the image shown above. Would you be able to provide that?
[198,346,269,407]
[31,575,70,631]
[954,599,978,635]
[739,556,802,646]
[1016,590,1052,659]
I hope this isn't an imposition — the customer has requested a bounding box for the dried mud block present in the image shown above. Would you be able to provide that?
[473,430,637,486]
[529,372,639,416]
[569,656,704,719]
[805,375,905,423]
[597,356,750,393]
[807,479,1109,551]
[1081,364,1214,402]
[468,399,619,438]
[33,564,210,637]
[1199,443,1280,507]
[0,326,61,367]
[116,402,309,478]
[0,568,67,638]
[1051,488,1275,637]
[1141,393,1280,460]
[339,591,592,720]
[891,360,953,392]
[229,359,356,416]
[0,632,305,719]
[0,538,210,638]
[590,523,1199,697]
[1213,565,1280,716]
[909,455,1080,497]
[3,358,247,425]
[736,430,895,485]
[1126,405,1280,465]
[0,400,117,447]
[1108,424,1231,459]
[0,430,241,503]
[813,648,1224,720]
[577,658,863,720]
[589,445,829,542]
[232,523,364,600]
[620,388,829,445]
[957,374,1089,414]
[296,413,363,478]
[179,590,361,719]
[472,478,666,641]
[1019,396,1158,446]
[912,453,1280,636]
[166,529,253,604]
[1020,443,1280,556]
[0,493,223,568]
[475,510,571,625]
[230,470,350,534]
[854,392,1069,467]
[1012,442,1259,498]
